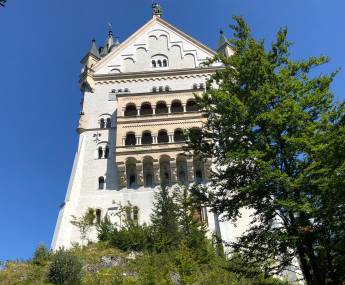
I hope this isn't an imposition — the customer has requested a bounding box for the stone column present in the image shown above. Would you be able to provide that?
[170,159,178,184]
[122,137,126,146]
[122,108,125,117]
[136,161,144,186]
[153,160,160,185]
[136,136,142,145]
[152,105,156,115]
[136,107,140,116]
[168,133,174,143]
[187,157,194,182]
[152,135,158,144]
[117,163,127,188]
[182,103,187,113]
[167,104,171,114]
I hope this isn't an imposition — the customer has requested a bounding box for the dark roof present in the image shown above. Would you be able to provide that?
[89,39,100,58]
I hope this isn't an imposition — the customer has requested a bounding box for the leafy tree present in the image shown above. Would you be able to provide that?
[151,184,180,251]
[0,0,6,7]
[32,244,51,266]
[47,248,83,285]
[189,16,344,285]
[71,208,95,246]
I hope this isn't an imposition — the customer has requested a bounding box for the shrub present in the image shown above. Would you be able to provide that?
[47,248,83,285]
[32,244,51,266]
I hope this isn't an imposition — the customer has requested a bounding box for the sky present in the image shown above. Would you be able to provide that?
[0,0,344,261]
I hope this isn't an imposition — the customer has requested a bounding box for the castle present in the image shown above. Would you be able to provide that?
[52,4,244,250]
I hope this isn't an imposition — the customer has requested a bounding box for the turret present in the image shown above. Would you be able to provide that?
[217,30,233,57]
[79,39,100,92]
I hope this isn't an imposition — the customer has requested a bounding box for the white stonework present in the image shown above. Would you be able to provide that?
[52,12,239,251]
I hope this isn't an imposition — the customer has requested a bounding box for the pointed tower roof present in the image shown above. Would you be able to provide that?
[89,39,100,58]
[217,30,229,51]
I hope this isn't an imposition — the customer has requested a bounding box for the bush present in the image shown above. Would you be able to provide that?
[109,223,155,252]
[32,244,51,266]
[47,248,83,285]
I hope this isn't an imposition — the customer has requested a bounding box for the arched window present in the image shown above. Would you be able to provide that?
[156,101,168,114]
[143,156,154,187]
[199,83,205,90]
[157,60,162,67]
[159,86,163,92]
[133,206,139,223]
[160,156,171,186]
[162,59,168,67]
[165,85,170,92]
[125,133,136,146]
[171,100,183,113]
[176,155,188,185]
[192,83,198,90]
[98,176,105,190]
[104,146,109,158]
[142,131,153,145]
[174,129,185,142]
[152,86,157,93]
[124,103,137,117]
[98,146,103,159]
[126,158,137,189]
[152,60,156,68]
[140,102,153,116]
[106,118,111,128]
[100,118,105,128]
[157,130,169,143]
[118,89,123,93]
[186,99,198,112]
[124,88,129,93]
[95,209,102,224]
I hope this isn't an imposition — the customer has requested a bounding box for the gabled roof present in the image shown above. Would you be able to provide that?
[92,16,216,73]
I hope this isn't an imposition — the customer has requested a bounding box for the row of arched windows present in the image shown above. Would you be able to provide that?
[93,207,139,224]
[99,118,112,128]
[193,83,205,90]
[152,59,168,68]
[125,128,189,146]
[152,86,171,92]
[124,99,197,117]
[125,155,204,189]
[111,88,130,93]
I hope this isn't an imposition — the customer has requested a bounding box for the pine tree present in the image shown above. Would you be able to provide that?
[189,16,345,284]
[151,184,180,251]
[174,186,212,262]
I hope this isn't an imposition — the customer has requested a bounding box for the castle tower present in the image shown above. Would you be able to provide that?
[52,4,231,249]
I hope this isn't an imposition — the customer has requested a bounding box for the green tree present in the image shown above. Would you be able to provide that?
[47,248,83,285]
[151,184,180,251]
[71,208,95,246]
[189,16,344,285]
[174,185,213,262]
[32,244,51,266]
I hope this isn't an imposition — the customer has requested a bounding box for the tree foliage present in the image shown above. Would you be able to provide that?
[189,16,345,285]
[47,248,83,285]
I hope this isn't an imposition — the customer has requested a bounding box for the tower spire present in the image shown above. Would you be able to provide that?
[152,2,163,17]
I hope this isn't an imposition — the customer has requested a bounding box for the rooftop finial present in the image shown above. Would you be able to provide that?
[108,22,113,36]
[152,2,162,17]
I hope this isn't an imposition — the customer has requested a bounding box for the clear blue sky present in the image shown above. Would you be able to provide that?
[0,0,344,261]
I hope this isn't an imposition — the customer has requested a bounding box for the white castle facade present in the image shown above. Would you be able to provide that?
[51,5,250,250]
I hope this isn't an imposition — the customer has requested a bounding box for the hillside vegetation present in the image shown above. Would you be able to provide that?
[0,186,290,285]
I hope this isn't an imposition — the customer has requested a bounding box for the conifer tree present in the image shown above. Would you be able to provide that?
[189,16,345,284]
[151,184,180,251]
